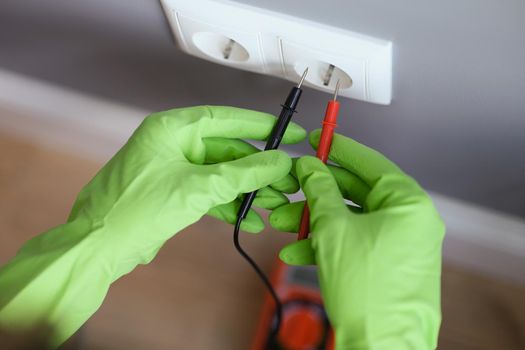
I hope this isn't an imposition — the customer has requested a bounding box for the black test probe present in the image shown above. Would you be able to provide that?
[233,67,309,340]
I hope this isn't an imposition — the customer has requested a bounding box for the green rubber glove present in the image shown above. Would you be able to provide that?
[0,106,306,347]
[270,130,445,350]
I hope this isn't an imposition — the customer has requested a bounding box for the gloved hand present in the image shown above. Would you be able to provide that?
[270,130,445,349]
[0,106,306,347]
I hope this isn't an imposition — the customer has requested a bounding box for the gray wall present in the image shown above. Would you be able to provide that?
[1,0,524,217]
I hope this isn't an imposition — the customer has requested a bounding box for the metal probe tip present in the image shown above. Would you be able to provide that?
[333,79,341,101]
[297,68,309,88]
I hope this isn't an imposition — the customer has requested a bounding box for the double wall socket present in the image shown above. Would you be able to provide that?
[160,0,393,104]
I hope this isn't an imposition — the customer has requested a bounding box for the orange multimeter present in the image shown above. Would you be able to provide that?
[251,261,335,350]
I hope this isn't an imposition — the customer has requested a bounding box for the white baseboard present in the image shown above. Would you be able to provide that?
[0,69,150,161]
[432,193,525,284]
[2,68,525,284]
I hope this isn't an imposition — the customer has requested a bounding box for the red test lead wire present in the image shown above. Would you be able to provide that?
[297,81,341,240]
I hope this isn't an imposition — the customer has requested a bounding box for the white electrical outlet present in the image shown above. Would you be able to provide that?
[160,0,393,104]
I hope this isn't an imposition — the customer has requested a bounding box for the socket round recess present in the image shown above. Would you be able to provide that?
[192,32,249,62]
[293,61,353,90]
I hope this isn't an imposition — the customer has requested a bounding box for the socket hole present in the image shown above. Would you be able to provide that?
[193,32,249,62]
[294,61,353,90]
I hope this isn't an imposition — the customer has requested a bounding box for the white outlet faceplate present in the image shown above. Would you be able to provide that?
[160,0,393,104]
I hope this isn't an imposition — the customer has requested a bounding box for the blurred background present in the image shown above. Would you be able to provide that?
[0,0,524,349]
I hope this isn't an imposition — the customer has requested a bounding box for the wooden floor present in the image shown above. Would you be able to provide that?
[1,132,524,349]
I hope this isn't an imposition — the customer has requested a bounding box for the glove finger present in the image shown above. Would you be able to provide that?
[203,137,258,163]
[279,239,316,266]
[269,201,305,233]
[289,158,369,207]
[164,106,306,144]
[329,165,370,208]
[208,186,289,233]
[269,175,300,194]
[203,137,298,193]
[309,129,404,186]
[296,156,349,229]
[253,187,290,210]
[207,202,264,233]
[270,201,362,233]
[203,150,292,208]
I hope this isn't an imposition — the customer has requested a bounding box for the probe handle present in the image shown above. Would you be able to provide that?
[265,87,303,150]
[237,87,303,220]
[297,100,340,240]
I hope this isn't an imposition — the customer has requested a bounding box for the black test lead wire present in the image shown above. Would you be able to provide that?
[234,67,309,340]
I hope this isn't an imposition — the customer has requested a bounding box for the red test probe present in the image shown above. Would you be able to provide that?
[297,81,341,240]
